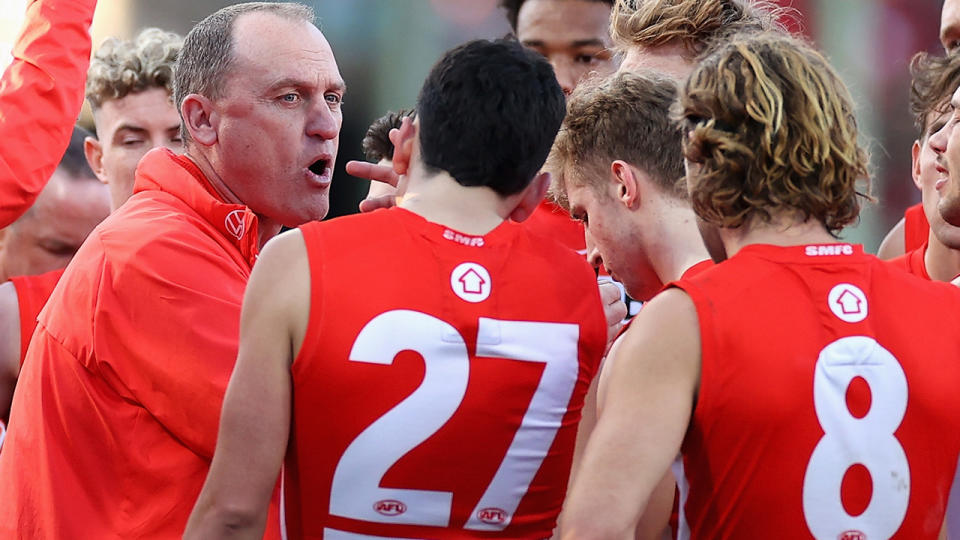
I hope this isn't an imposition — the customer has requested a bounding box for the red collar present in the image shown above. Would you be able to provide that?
[133,148,261,267]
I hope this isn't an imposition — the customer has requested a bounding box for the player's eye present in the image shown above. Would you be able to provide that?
[325,93,344,109]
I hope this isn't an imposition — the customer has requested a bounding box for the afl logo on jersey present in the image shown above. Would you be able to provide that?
[838,531,866,540]
[373,499,406,516]
[827,283,867,323]
[450,262,491,303]
[477,507,508,525]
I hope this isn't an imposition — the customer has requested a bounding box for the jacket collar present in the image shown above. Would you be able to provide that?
[133,148,260,267]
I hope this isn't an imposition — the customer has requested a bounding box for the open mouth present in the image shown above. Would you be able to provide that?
[309,159,329,176]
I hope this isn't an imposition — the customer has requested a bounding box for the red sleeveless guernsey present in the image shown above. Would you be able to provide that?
[287,207,607,539]
[670,243,960,539]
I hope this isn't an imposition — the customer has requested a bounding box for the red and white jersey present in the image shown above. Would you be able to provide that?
[670,243,960,539]
[285,207,607,539]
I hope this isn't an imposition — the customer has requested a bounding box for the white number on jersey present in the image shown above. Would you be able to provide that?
[802,336,910,539]
[329,310,580,531]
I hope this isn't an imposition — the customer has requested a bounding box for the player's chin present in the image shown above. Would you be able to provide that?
[939,195,960,228]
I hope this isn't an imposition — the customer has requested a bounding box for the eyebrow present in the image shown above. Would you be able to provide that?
[268,77,347,95]
[522,39,608,48]
[114,124,147,134]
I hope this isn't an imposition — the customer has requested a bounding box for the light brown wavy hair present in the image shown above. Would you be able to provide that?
[678,33,871,235]
[610,0,784,57]
[86,28,183,110]
[547,71,684,209]
[909,52,960,140]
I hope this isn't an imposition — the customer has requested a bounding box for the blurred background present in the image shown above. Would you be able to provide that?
[0,0,948,250]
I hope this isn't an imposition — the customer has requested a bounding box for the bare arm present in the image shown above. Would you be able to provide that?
[0,281,21,422]
[876,218,906,259]
[561,288,700,540]
[184,230,311,540]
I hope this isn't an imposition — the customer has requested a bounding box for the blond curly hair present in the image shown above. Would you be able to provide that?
[86,28,182,110]
[610,0,783,57]
[678,33,871,235]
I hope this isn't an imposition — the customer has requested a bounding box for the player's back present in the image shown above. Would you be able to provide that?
[286,207,607,539]
[671,243,960,539]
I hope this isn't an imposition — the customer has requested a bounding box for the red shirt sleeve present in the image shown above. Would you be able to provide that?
[8,268,64,365]
[0,0,97,228]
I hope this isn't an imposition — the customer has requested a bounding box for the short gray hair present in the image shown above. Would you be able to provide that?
[173,2,315,142]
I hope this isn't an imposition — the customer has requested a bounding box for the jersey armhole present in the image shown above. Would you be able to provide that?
[666,280,716,427]
[292,223,325,369]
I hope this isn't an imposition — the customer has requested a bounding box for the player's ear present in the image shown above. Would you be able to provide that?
[391,116,416,177]
[611,160,640,210]
[911,140,923,190]
[509,171,550,223]
[181,94,218,147]
[84,136,108,185]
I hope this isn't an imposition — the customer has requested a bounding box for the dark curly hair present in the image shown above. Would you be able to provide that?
[678,33,871,235]
[361,109,411,163]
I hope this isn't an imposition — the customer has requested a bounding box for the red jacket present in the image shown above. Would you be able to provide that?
[0,148,281,539]
[0,0,96,227]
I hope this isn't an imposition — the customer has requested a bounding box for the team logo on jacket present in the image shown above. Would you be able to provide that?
[451,262,491,303]
[225,209,245,240]
[827,283,867,323]
[373,499,406,516]
[477,507,507,525]
[838,530,866,540]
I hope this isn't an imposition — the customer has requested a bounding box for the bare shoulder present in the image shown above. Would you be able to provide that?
[616,288,699,367]
[249,229,310,306]
[876,217,905,260]
[600,287,701,405]
[245,229,312,355]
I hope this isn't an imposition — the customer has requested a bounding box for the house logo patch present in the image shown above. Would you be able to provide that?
[827,283,867,323]
[451,262,491,303]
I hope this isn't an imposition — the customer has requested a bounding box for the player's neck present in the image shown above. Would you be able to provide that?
[399,170,508,236]
[648,202,711,282]
[924,231,960,281]
[720,214,838,258]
